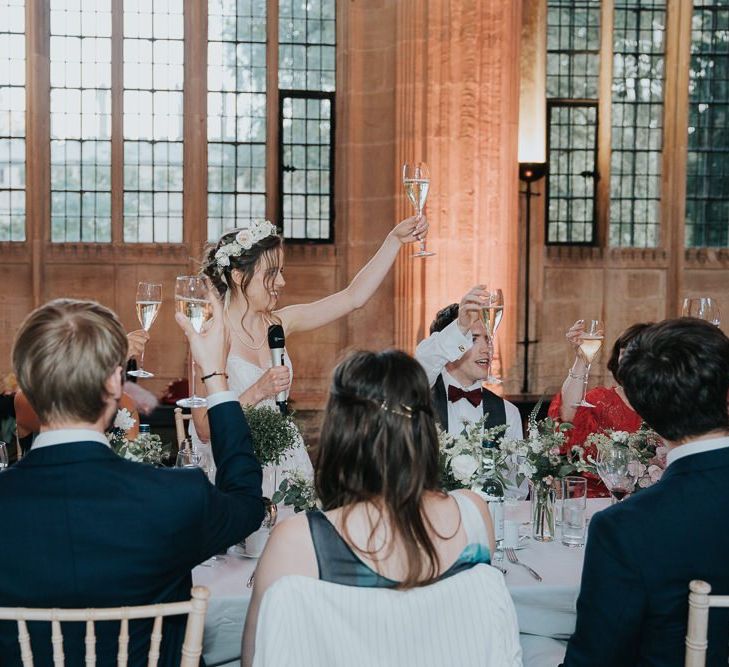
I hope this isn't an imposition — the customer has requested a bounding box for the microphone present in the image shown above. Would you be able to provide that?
[267,324,288,415]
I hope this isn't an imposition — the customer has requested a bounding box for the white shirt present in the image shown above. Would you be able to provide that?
[31,391,238,450]
[415,320,523,441]
[666,434,729,467]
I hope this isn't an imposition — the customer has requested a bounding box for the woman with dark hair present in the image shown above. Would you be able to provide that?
[241,350,497,666]
[189,216,427,481]
[548,320,652,495]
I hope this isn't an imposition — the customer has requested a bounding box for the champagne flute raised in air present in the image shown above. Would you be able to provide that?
[573,319,604,408]
[402,162,434,258]
[127,282,162,379]
[175,276,212,409]
[481,288,504,385]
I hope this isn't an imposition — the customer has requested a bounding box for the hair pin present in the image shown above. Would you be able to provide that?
[380,400,413,419]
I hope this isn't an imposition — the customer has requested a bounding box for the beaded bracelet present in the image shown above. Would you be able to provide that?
[201,371,229,382]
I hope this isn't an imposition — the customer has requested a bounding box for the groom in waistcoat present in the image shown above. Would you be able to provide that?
[415,285,523,442]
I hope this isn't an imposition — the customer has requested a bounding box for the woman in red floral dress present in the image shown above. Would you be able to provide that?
[548,321,652,496]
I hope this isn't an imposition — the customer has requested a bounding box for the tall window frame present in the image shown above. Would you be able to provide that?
[3,0,337,249]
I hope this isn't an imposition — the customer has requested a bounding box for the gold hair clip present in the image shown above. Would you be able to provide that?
[380,400,413,419]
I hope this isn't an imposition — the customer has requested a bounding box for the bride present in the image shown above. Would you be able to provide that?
[189,214,428,491]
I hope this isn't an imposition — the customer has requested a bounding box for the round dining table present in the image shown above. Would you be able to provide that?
[193,497,611,667]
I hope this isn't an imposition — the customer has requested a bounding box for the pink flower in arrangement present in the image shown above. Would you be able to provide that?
[648,464,664,484]
[627,461,646,479]
[549,446,561,456]
[543,475,554,486]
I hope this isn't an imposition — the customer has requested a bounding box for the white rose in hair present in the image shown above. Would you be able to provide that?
[450,454,479,484]
[236,229,254,248]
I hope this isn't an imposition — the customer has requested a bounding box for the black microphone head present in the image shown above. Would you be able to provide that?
[267,324,285,349]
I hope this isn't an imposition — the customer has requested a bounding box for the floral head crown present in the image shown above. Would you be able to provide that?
[214,219,278,270]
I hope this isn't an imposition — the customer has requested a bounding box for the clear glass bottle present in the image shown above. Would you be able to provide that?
[480,454,504,544]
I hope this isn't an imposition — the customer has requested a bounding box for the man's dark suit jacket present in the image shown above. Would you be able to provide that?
[563,445,729,667]
[0,398,264,667]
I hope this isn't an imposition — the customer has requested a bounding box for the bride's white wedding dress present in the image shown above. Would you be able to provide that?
[189,351,314,496]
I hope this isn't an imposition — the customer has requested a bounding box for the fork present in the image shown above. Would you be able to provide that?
[505,547,542,581]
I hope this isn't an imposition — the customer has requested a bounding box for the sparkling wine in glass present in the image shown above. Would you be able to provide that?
[595,445,638,505]
[573,319,604,408]
[127,282,162,379]
[481,288,504,385]
[682,297,721,327]
[175,276,212,409]
[402,162,434,258]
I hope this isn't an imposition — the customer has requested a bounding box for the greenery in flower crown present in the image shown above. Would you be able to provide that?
[243,405,300,466]
[438,414,508,491]
[499,398,589,486]
[271,470,320,513]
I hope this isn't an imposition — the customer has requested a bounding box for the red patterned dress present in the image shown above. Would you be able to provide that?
[548,386,643,497]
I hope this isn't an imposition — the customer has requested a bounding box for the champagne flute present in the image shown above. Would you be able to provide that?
[682,297,721,327]
[175,276,212,409]
[595,445,638,505]
[402,162,434,258]
[0,441,8,470]
[127,282,162,378]
[573,319,604,408]
[481,288,504,385]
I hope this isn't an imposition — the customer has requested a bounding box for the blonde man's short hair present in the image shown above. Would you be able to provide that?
[12,299,128,425]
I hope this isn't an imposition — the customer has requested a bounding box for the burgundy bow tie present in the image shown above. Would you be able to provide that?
[447,384,482,408]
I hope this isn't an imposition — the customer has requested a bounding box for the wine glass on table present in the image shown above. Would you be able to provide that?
[402,162,434,258]
[127,282,162,378]
[572,319,604,408]
[175,276,212,409]
[595,445,638,505]
[682,297,721,327]
[482,288,504,385]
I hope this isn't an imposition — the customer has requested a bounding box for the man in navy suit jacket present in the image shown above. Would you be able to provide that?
[0,295,264,666]
[563,318,729,666]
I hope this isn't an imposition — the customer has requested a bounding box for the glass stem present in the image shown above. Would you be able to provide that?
[488,336,495,378]
[580,363,592,404]
[138,346,145,371]
[191,358,197,400]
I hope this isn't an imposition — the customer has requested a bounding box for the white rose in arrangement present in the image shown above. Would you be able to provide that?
[450,454,480,484]
[113,408,136,432]
[612,431,629,444]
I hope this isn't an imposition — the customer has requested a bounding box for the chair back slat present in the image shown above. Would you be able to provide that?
[0,587,209,667]
[117,616,129,667]
[51,618,64,667]
[84,620,96,667]
[147,616,163,667]
[174,408,192,448]
[17,619,33,667]
[179,587,210,667]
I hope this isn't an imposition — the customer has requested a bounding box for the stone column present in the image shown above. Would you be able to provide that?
[393,0,523,384]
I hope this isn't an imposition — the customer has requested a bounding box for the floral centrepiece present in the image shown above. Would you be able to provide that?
[438,416,507,491]
[243,405,300,467]
[108,409,169,466]
[272,470,320,513]
[585,424,666,489]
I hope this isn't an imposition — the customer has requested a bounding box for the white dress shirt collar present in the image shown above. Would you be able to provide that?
[441,368,482,393]
[32,429,110,451]
[666,435,729,467]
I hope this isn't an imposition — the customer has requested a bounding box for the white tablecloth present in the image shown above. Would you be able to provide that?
[193,499,610,667]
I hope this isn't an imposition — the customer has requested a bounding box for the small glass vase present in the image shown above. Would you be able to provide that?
[530,479,556,542]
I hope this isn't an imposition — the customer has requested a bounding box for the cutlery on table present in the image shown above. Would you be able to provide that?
[505,547,542,582]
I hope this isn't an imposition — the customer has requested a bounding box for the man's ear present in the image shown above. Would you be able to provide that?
[105,366,124,402]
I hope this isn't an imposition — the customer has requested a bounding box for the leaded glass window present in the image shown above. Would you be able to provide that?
[685,1,729,247]
[50,0,112,243]
[609,0,666,248]
[207,0,267,240]
[123,0,184,243]
[0,0,25,242]
[279,0,335,241]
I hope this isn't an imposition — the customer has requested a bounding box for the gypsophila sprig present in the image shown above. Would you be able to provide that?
[272,470,320,513]
[585,423,666,489]
[243,405,300,466]
[438,415,508,491]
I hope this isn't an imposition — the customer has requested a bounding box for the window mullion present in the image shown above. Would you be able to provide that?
[111,0,123,244]
[596,0,614,248]
[266,0,280,225]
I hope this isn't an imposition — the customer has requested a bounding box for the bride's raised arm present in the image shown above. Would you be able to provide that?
[277,215,427,335]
